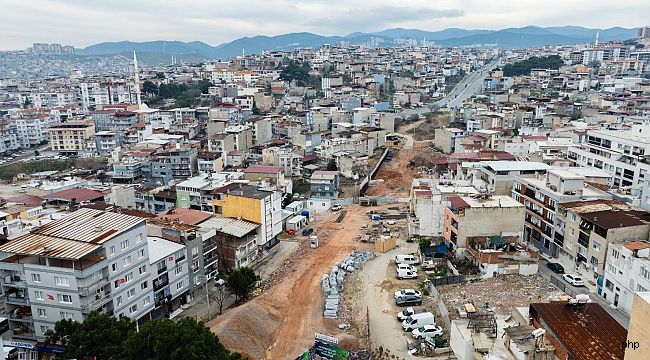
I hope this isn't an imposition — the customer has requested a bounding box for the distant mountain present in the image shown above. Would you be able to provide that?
[77,26,640,60]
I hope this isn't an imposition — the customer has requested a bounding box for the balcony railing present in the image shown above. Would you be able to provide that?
[6,295,29,305]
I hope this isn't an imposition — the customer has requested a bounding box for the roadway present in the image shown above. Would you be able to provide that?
[537,258,630,328]
[398,57,502,118]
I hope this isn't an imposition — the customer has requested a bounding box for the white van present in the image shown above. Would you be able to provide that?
[396,268,417,279]
[395,254,419,266]
[402,312,435,331]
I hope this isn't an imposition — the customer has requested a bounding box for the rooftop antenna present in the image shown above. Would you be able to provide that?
[133,50,142,107]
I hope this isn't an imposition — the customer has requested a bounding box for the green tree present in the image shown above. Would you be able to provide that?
[143,80,158,96]
[33,150,40,156]
[280,60,311,85]
[197,79,213,94]
[45,312,242,360]
[419,237,432,249]
[226,266,260,301]
[326,159,338,171]
[502,55,564,76]
[44,311,136,359]
[124,318,241,360]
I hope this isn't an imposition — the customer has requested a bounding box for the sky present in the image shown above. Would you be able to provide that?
[2,0,650,50]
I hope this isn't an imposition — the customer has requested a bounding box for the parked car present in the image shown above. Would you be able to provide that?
[402,312,435,331]
[395,254,420,265]
[563,274,585,287]
[397,264,416,273]
[412,325,443,339]
[397,307,426,321]
[302,228,314,236]
[396,269,418,280]
[386,220,396,225]
[396,295,423,307]
[286,229,296,235]
[331,204,342,211]
[394,289,421,299]
[546,262,565,274]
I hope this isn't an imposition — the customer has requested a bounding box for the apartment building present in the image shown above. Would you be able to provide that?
[474,161,550,195]
[91,110,138,132]
[200,216,259,270]
[0,208,154,348]
[568,124,650,187]
[212,183,282,249]
[601,241,650,316]
[310,171,340,199]
[443,195,525,250]
[558,199,650,282]
[512,168,610,257]
[47,120,95,155]
[434,127,465,154]
[13,113,53,148]
[147,237,189,319]
[175,173,235,211]
[150,145,198,182]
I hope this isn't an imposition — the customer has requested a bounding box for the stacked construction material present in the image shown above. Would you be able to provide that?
[322,251,375,318]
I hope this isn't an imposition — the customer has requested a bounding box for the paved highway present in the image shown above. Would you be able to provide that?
[398,58,502,118]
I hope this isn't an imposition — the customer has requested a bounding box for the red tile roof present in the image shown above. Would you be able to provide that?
[45,188,105,203]
[623,241,650,251]
[5,195,44,206]
[449,196,470,210]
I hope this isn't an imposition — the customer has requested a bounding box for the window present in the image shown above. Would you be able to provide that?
[571,214,577,222]
[593,242,601,252]
[60,311,73,320]
[57,294,72,304]
[136,233,143,243]
[612,249,620,259]
[192,247,199,258]
[92,270,102,279]
[117,296,122,306]
[114,280,120,289]
[110,246,115,255]
[570,228,575,236]
[175,266,183,276]
[123,256,132,266]
[608,264,617,273]
[121,239,129,250]
[641,267,650,280]
[127,288,135,298]
[157,261,166,272]
[111,263,117,272]
[34,291,44,300]
[192,260,200,273]
[129,305,138,314]
[40,325,49,334]
[143,297,151,306]
[54,276,69,287]
[176,281,184,290]
[140,281,148,290]
[139,265,147,275]
[637,284,648,292]
[138,249,145,258]
[37,308,47,318]
[125,272,133,283]
[31,273,41,282]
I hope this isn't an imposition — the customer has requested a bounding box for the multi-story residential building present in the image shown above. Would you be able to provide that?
[200,216,259,270]
[147,236,189,319]
[149,145,198,183]
[135,186,176,214]
[474,161,550,195]
[91,109,138,132]
[434,127,466,154]
[80,82,136,110]
[13,112,53,148]
[443,195,525,250]
[568,124,650,187]
[175,173,242,211]
[212,183,282,249]
[47,120,95,155]
[0,208,154,352]
[601,240,650,316]
[112,161,144,184]
[95,130,123,154]
[309,171,340,199]
[558,199,650,282]
[513,168,610,257]
[242,165,292,194]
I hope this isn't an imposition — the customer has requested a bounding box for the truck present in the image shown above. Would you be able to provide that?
[402,312,435,331]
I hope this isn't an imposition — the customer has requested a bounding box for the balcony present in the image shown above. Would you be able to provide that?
[80,291,112,314]
[157,265,168,275]
[78,275,110,296]
[6,293,29,305]
[153,274,169,292]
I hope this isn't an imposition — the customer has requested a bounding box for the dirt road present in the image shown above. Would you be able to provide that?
[366,147,415,197]
[209,206,374,359]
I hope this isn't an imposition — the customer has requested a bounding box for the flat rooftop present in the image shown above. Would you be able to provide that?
[481,161,550,172]
[462,195,524,208]
[147,236,186,264]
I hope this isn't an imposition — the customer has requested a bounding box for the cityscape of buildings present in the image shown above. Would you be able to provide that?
[1,15,650,360]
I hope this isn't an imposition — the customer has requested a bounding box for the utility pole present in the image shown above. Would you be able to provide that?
[205,281,211,321]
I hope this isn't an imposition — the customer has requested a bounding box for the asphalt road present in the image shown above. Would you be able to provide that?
[537,259,630,328]
[398,58,502,118]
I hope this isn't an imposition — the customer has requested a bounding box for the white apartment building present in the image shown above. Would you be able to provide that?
[601,241,650,316]
[147,237,190,319]
[13,115,54,148]
[0,208,154,353]
[568,124,650,187]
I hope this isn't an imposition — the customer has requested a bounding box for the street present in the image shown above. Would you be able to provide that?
[537,258,630,327]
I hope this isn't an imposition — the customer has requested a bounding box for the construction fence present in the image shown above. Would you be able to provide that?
[428,282,451,328]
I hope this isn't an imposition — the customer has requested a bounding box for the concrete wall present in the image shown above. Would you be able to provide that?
[625,293,650,360]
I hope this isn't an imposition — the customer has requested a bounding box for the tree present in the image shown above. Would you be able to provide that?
[33,150,40,156]
[279,60,311,85]
[44,311,136,359]
[326,159,338,171]
[143,80,158,96]
[213,285,229,315]
[45,312,242,360]
[226,266,260,302]
[124,318,241,360]
[419,237,432,249]
[502,55,564,76]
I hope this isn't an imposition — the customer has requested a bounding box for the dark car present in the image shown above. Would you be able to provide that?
[302,228,314,236]
[396,294,423,307]
[546,262,565,274]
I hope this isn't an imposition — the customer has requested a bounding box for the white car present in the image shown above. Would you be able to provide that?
[386,220,396,225]
[563,274,585,287]
[397,263,416,272]
[412,325,443,339]
[396,269,418,280]
[331,204,342,211]
[394,289,421,300]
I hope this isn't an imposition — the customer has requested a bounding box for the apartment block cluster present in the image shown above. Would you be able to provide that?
[405,35,650,325]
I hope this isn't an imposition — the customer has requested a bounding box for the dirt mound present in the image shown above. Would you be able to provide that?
[211,299,283,359]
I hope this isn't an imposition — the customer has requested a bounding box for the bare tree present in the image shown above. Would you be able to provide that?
[213,285,229,315]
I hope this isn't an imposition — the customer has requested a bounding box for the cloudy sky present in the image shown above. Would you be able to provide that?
[2,0,649,50]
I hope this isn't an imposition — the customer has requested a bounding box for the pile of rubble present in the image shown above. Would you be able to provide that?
[256,241,310,294]
[439,275,564,319]
[322,251,375,318]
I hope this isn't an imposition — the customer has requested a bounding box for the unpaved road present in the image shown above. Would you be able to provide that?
[360,239,419,356]
[209,205,376,359]
[366,147,415,197]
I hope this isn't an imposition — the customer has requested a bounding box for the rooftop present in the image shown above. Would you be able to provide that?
[243,165,282,174]
[147,236,186,264]
[45,188,105,203]
[530,302,626,360]
[200,216,259,237]
[462,195,524,209]
[481,161,550,172]
[156,208,212,225]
